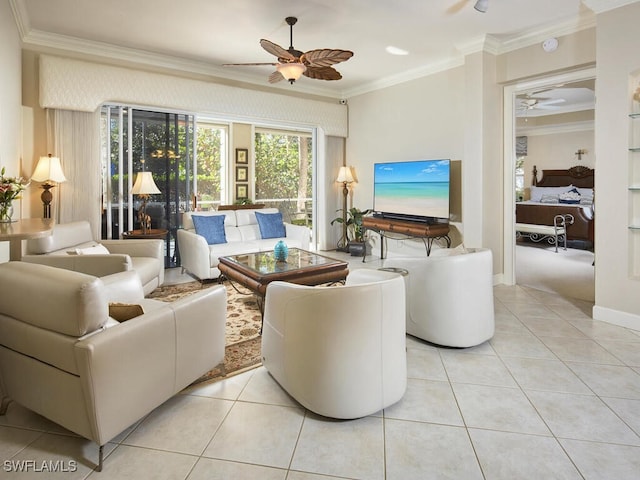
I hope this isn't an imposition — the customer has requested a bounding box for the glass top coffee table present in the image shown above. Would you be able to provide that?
[218,248,349,297]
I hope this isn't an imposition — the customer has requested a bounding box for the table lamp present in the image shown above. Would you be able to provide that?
[31,153,67,219]
[131,171,160,234]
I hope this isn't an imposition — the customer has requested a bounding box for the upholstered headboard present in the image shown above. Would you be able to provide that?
[532,165,594,189]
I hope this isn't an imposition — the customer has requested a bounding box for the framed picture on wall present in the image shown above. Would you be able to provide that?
[236,183,248,199]
[236,166,248,182]
[236,148,248,164]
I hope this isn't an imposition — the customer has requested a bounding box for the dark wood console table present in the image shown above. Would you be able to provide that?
[363,216,451,260]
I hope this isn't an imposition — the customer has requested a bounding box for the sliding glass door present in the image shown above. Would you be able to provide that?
[254,127,314,229]
[101,106,195,267]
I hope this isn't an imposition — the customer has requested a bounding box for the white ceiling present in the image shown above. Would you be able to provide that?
[516,80,596,118]
[9,0,616,100]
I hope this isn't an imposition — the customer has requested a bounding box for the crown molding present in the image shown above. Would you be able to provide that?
[9,0,30,39]
[496,13,596,54]
[12,0,604,99]
[517,120,594,136]
[341,56,465,98]
[456,35,501,57]
[581,0,640,14]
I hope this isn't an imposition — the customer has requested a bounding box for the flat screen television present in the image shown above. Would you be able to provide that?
[373,159,450,223]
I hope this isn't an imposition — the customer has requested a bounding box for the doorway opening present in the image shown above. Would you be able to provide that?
[503,68,596,301]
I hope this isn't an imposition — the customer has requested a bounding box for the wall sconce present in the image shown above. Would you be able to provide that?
[575,149,587,160]
[31,153,67,219]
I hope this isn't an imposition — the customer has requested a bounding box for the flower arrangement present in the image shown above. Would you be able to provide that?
[0,166,29,222]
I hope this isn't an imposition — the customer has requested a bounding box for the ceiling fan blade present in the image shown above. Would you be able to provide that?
[537,98,566,106]
[302,49,354,67]
[304,66,342,81]
[260,39,296,61]
[223,62,278,67]
[446,0,470,14]
[268,70,285,84]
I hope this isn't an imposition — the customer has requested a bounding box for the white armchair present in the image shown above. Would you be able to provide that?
[383,248,495,348]
[22,220,164,295]
[0,261,226,471]
[261,269,407,419]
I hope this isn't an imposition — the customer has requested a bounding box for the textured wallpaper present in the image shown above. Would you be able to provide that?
[39,55,348,137]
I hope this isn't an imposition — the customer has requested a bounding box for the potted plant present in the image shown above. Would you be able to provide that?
[331,207,372,255]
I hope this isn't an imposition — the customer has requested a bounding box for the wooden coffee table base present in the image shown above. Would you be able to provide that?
[218,263,348,297]
[218,249,349,329]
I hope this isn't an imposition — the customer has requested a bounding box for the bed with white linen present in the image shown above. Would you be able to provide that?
[516,165,594,248]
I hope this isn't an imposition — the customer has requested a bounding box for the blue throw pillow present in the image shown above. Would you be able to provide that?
[255,211,286,239]
[192,215,227,245]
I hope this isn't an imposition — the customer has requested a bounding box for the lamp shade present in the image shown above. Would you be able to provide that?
[131,171,161,195]
[336,166,354,184]
[31,154,67,183]
[276,63,306,83]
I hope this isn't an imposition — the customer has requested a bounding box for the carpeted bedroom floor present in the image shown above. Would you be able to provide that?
[515,242,595,302]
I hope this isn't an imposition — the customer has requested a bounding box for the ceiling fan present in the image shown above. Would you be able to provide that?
[446,0,489,14]
[517,95,566,112]
[223,17,354,85]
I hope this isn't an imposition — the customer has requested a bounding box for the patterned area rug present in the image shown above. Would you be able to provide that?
[148,280,262,384]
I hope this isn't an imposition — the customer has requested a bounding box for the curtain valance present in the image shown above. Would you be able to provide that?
[39,55,348,137]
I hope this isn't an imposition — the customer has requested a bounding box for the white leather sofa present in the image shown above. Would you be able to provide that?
[0,261,226,471]
[261,269,407,419]
[178,208,310,280]
[21,220,164,295]
[382,247,495,348]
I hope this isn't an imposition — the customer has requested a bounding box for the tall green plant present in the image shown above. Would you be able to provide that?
[331,207,372,242]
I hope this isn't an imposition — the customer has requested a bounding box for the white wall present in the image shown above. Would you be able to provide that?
[0,0,22,262]
[592,2,640,329]
[523,129,595,188]
[347,67,466,256]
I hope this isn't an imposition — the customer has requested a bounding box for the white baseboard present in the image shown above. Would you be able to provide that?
[592,305,640,332]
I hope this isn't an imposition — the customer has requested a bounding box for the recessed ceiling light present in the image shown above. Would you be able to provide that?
[386,46,409,56]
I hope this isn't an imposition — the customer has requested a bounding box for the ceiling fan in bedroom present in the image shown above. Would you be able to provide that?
[517,92,566,114]
[222,16,354,85]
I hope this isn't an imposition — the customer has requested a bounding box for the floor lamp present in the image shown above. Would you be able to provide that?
[336,166,354,251]
[31,154,67,219]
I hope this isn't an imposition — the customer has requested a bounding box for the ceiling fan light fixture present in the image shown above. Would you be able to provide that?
[474,0,489,13]
[276,62,306,84]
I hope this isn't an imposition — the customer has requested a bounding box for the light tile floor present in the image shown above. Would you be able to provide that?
[1,253,640,479]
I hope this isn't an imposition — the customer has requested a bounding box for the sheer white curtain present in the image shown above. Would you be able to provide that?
[46,108,102,238]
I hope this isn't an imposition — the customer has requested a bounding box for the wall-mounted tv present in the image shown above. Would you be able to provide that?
[373,159,450,223]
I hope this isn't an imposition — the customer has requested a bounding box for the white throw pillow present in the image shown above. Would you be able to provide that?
[68,244,110,255]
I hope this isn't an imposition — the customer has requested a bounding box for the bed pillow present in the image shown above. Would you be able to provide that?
[575,187,594,198]
[530,185,574,202]
[540,194,559,204]
[192,214,227,245]
[255,211,286,239]
[559,188,581,204]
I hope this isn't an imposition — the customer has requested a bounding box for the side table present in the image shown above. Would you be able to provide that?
[0,218,54,261]
[122,229,168,240]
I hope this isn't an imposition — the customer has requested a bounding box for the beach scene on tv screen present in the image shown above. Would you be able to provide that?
[374,159,450,219]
